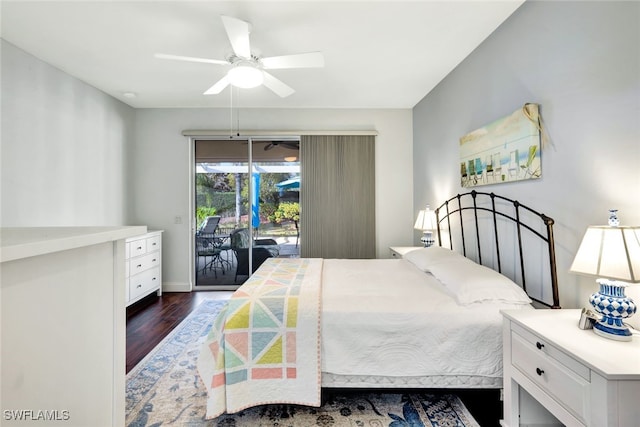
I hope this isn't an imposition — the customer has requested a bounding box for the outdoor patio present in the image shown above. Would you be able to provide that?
[195,234,299,287]
[194,165,300,287]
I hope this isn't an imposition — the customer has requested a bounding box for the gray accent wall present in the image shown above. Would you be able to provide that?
[412,1,640,310]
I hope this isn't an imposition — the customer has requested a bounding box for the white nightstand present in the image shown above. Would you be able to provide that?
[501,309,640,427]
[389,246,422,258]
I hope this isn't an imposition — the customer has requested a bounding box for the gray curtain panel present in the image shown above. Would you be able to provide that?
[300,135,375,259]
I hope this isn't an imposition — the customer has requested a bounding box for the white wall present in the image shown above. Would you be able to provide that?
[412,1,640,309]
[1,41,135,226]
[1,40,414,291]
[132,108,413,289]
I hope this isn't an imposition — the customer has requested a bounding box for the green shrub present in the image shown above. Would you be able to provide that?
[196,206,217,229]
[269,202,300,224]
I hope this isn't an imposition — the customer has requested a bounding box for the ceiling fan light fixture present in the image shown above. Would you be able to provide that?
[155,16,323,97]
[227,64,264,89]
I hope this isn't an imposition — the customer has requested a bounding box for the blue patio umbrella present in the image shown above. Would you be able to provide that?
[251,173,261,228]
[275,177,300,191]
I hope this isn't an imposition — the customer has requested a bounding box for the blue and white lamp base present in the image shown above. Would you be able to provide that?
[589,279,637,341]
[420,231,434,248]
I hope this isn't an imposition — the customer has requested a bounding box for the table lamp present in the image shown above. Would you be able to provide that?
[414,206,437,247]
[569,210,640,341]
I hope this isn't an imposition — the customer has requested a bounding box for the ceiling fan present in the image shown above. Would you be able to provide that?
[155,15,324,98]
[263,141,299,151]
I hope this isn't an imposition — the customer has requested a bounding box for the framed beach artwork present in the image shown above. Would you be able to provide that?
[460,103,542,188]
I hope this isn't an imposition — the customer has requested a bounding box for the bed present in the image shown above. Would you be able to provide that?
[197,191,561,418]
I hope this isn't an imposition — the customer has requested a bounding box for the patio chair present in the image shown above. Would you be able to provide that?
[196,216,227,277]
[233,247,274,280]
[229,228,280,257]
[228,228,280,280]
[196,235,225,278]
[198,216,221,237]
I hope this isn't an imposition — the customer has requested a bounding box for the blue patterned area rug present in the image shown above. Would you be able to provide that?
[126,298,481,427]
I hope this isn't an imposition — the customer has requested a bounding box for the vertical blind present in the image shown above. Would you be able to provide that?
[300,135,376,258]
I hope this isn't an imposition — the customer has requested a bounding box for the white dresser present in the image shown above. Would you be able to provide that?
[502,309,640,427]
[126,230,163,306]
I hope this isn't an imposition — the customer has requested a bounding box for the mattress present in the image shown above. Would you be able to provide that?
[320,258,531,387]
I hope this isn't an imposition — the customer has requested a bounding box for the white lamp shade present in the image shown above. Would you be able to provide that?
[414,207,437,231]
[570,226,640,283]
[227,65,264,88]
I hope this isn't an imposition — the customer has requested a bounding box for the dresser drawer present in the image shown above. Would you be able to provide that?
[128,238,147,258]
[511,328,590,423]
[129,251,161,275]
[146,235,161,252]
[129,267,161,301]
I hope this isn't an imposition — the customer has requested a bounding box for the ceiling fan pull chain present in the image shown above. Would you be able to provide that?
[229,86,232,136]
[236,88,241,136]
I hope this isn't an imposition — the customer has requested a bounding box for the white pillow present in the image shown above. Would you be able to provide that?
[403,247,468,272]
[428,258,531,306]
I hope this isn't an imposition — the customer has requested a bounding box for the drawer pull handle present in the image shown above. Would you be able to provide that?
[536,342,545,350]
[137,246,142,250]
[136,284,142,288]
[152,277,157,281]
[137,264,142,268]
[152,243,157,246]
[152,258,157,262]
[536,368,544,376]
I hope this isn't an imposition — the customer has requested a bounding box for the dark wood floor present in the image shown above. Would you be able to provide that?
[126,290,232,373]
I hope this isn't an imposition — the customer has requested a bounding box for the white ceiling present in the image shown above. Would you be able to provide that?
[1,0,524,109]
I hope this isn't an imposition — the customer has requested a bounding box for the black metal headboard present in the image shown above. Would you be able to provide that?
[434,191,560,309]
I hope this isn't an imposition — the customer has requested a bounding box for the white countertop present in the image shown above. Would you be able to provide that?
[0,226,147,262]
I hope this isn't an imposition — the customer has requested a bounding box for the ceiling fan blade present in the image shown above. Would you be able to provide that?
[154,53,228,65]
[221,15,251,58]
[262,52,324,69]
[282,142,300,150]
[262,71,295,98]
[203,76,230,95]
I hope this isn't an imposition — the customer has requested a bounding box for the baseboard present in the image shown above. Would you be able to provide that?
[162,281,192,292]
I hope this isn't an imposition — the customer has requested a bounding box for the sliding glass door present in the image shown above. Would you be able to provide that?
[194,138,300,289]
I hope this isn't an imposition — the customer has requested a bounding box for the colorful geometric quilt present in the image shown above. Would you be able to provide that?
[197,258,323,419]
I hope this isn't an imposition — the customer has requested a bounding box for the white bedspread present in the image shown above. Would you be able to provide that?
[321,259,530,381]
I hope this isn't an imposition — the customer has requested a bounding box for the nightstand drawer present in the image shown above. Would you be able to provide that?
[512,323,591,380]
[512,329,590,423]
